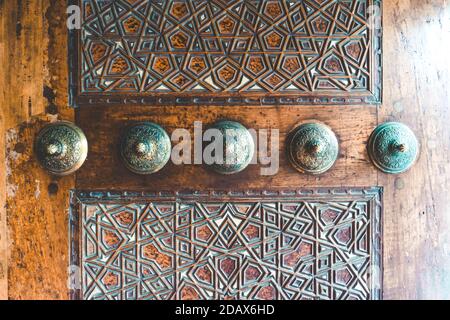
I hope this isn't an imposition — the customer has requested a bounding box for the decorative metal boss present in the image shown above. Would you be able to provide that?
[120,122,171,175]
[35,121,88,176]
[367,122,419,174]
[287,122,339,175]
[207,120,255,175]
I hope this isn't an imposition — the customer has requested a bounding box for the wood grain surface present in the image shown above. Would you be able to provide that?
[0,0,450,300]
[0,45,6,299]
[0,0,73,299]
[380,0,450,299]
[76,105,377,190]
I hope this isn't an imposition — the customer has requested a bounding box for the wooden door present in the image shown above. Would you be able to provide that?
[1,0,449,300]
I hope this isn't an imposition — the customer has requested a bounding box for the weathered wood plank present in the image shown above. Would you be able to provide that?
[0,0,45,126]
[1,0,74,299]
[0,0,10,301]
[6,119,73,300]
[0,41,7,299]
[76,105,378,191]
[381,0,450,299]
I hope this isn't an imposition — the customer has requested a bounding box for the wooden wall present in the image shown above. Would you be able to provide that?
[0,0,449,299]
[381,0,450,299]
[0,0,74,299]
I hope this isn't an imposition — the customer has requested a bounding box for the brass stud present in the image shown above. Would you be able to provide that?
[368,122,419,174]
[35,121,88,176]
[287,122,339,175]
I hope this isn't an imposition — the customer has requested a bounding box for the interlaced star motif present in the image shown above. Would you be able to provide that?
[70,189,382,300]
[69,0,382,106]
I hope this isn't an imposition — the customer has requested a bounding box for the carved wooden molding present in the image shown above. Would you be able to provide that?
[70,188,383,300]
[69,0,382,107]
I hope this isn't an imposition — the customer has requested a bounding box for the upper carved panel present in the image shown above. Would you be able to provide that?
[69,0,382,106]
[70,188,382,300]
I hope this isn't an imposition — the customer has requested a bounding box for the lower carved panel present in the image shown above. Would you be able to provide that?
[70,188,382,300]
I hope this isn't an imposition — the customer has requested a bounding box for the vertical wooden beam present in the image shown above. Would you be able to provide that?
[382,0,450,299]
[1,0,73,299]
[0,73,7,301]
[0,109,7,301]
[0,0,10,301]
[0,0,45,126]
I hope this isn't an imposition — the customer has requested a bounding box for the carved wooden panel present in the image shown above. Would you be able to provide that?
[70,188,382,300]
[69,0,382,106]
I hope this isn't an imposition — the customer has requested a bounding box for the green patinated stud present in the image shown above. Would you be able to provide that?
[368,122,419,174]
[120,122,171,175]
[208,120,255,175]
[35,121,88,176]
[287,122,339,175]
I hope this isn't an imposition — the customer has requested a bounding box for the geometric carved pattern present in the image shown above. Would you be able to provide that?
[69,0,382,106]
[70,188,382,300]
